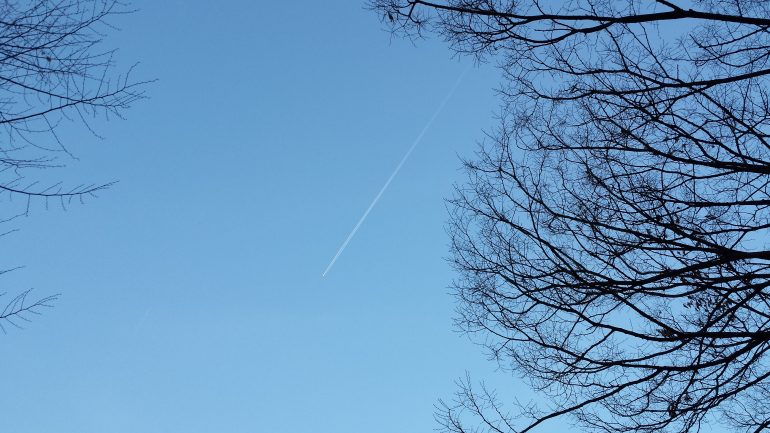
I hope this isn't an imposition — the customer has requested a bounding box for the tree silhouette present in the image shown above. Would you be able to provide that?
[0,0,145,331]
[371,1,770,432]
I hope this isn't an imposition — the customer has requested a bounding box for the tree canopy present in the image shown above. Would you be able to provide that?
[371,1,770,432]
[0,0,145,330]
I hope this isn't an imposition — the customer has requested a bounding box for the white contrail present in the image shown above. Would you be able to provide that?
[322,66,470,277]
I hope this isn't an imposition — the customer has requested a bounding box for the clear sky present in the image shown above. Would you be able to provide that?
[0,2,530,433]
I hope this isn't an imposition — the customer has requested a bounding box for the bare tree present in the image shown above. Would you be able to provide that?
[370,1,770,432]
[0,0,145,331]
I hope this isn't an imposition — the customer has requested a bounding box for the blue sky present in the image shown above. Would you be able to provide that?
[0,2,535,432]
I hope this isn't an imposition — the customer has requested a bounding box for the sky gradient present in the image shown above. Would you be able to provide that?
[0,2,537,432]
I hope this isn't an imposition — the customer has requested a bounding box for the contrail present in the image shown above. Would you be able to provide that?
[322,66,470,277]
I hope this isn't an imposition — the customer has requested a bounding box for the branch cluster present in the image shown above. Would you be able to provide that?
[0,0,145,328]
[370,1,770,432]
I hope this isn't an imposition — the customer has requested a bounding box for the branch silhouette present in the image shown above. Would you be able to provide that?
[370,1,770,432]
[0,0,148,329]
